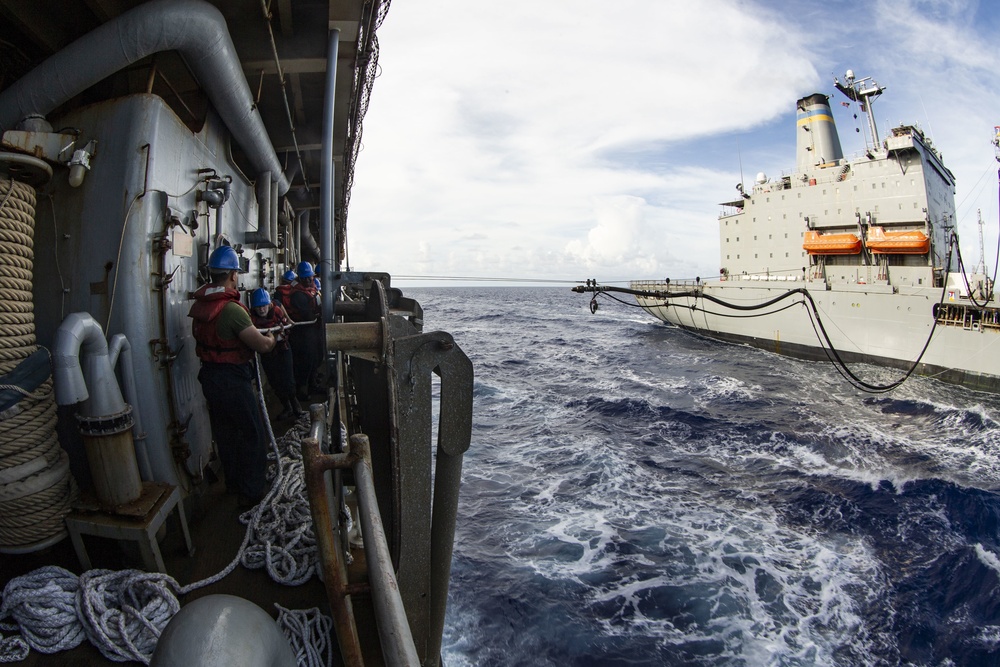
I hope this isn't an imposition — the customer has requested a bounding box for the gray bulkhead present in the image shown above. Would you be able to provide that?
[32,93,267,487]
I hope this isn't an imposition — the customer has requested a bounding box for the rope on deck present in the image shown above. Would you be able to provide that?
[0,409,331,664]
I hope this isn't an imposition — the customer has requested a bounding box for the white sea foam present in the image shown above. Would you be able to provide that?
[975,543,1000,577]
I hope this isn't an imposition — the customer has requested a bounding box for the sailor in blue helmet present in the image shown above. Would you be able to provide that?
[275,268,296,304]
[188,246,276,506]
[249,288,301,420]
[284,260,323,400]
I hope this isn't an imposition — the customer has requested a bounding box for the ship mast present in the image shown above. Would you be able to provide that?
[834,70,885,151]
[975,209,986,275]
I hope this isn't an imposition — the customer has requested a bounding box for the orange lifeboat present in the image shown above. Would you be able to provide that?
[865,226,930,254]
[803,230,862,255]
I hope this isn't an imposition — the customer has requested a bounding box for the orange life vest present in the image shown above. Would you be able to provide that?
[189,285,254,364]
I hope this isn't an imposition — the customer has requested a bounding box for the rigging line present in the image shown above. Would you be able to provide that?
[105,192,142,333]
[954,159,996,215]
[393,274,598,284]
[584,272,952,393]
[796,238,956,393]
[594,291,648,309]
[259,0,310,193]
[663,299,805,320]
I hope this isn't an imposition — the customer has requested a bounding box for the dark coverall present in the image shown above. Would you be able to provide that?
[286,281,323,399]
[189,286,268,501]
[251,302,297,414]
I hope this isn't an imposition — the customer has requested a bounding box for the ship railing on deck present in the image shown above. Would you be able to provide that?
[632,274,804,292]
[299,279,473,667]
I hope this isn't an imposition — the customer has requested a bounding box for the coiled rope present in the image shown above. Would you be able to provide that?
[0,176,75,552]
[275,603,334,667]
[0,407,330,663]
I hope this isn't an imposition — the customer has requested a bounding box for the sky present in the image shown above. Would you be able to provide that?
[346,0,1000,287]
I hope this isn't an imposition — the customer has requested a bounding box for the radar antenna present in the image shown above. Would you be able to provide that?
[834,69,885,151]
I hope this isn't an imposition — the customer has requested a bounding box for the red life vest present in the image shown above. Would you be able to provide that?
[189,285,254,364]
[251,303,292,350]
[284,282,320,322]
[274,283,294,312]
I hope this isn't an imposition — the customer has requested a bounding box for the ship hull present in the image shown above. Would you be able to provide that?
[634,280,1000,393]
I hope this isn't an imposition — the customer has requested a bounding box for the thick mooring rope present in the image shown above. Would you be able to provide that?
[0,177,74,552]
[0,179,36,377]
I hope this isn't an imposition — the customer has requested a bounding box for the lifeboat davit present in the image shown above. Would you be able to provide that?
[865,227,930,254]
[803,230,862,255]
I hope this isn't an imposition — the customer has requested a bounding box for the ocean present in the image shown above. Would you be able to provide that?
[409,286,1000,667]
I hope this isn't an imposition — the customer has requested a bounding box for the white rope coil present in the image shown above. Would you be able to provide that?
[239,420,318,586]
[76,569,181,664]
[275,604,334,667]
[0,566,84,657]
[0,336,327,663]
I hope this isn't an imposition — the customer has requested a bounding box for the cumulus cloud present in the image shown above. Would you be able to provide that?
[347,0,999,285]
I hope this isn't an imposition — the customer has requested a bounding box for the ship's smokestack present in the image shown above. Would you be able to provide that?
[796,94,843,171]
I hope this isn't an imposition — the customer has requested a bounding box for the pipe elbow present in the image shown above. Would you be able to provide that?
[52,312,92,405]
[52,313,127,416]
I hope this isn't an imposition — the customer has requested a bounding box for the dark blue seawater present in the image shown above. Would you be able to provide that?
[411,286,1000,667]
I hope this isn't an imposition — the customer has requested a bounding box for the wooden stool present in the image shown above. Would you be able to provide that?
[65,482,194,573]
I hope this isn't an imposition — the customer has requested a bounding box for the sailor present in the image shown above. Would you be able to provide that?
[188,246,276,506]
[284,261,324,400]
[249,288,302,421]
[275,268,296,306]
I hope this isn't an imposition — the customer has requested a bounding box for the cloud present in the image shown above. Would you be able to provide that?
[347,0,999,286]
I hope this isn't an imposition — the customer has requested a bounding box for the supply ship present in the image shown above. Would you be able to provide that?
[585,71,999,393]
[0,1,472,665]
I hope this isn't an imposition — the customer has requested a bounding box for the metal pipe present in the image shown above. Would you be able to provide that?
[52,312,127,417]
[350,434,421,667]
[250,172,271,245]
[320,28,340,323]
[270,179,279,251]
[299,211,322,264]
[108,334,154,481]
[325,322,382,352]
[0,0,291,194]
[300,435,365,667]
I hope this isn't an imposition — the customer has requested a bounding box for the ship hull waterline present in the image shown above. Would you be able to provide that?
[635,281,1000,394]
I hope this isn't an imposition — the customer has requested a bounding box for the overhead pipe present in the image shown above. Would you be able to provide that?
[320,29,340,324]
[246,172,273,246]
[299,210,322,265]
[270,179,279,251]
[0,0,290,194]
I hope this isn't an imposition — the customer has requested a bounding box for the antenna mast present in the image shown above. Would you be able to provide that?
[834,70,885,151]
[975,209,986,275]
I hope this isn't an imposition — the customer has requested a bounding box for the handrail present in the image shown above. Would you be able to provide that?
[301,428,421,667]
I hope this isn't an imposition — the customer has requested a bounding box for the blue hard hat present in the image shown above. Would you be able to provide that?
[297,261,315,278]
[282,269,297,282]
[208,245,241,271]
[250,288,271,308]
[313,277,321,290]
